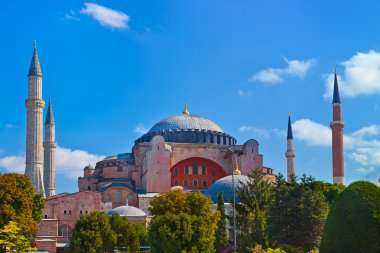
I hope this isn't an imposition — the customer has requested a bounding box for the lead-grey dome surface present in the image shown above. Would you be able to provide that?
[107,205,147,217]
[148,114,223,133]
[204,175,250,203]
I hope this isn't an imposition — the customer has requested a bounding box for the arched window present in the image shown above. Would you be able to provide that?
[202,180,207,188]
[193,180,198,188]
[184,180,188,188]
[87,186,91,190]
[115,191,122,204]
[184,166,189,175]
[174,167,179,176]
[104,194,111,203]
[174,180,179,186]
[193,162,198,175]
[202,166,207,175]
[58,224,72,237]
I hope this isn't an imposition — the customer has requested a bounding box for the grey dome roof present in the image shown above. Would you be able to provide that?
[148,114,223,133]
[107,205,147,217]
[205,175,250,203]
[83,164,95,170]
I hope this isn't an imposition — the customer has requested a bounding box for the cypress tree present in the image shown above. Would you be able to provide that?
[214,191,228,253]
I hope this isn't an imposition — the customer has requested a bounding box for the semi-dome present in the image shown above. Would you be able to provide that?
[107,205,147,217]
[205,175,250,203]
[135,103,237,145]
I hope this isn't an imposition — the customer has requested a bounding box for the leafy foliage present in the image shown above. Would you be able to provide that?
[70,212,117,253]
[268,174,329,252]
[214,191,228,253]
[235,170,272,252]
[319,181,380,253]
[0,221,35,253]
[251,244,286,253]
[0,173,45,234]
[148,190,219,253]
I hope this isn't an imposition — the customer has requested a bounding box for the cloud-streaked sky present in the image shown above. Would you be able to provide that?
[1,1,380,193]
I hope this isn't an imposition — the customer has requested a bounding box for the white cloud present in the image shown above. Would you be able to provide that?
[238,90,251,97]
[135,124,148,135]
[5,124,17,129]
[249,58,316,84]
[324,50,380,98]
[80,2,130,29]
[0,146,105,180]
[292,118,380,177]
[239,126,286,138]
[292,119,331,147]
[0,155,25,173]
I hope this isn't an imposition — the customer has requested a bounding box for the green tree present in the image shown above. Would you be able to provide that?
[214,191,228,253]
[268,174,329,252]
[236,170,272,252]
[311,181,345,206]
[70,212,116,253]
[149,190,219,253]
[109,213,143,253]
[0,173,45,234]
[320,181,380,253]
[0,221,35,253]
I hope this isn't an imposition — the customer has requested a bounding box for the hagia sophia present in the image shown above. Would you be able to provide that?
[24,43,344,252]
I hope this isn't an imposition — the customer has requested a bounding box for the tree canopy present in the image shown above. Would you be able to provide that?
[0,173,45,234]
[148,190,219,253]
[319,181,380,253]
[214,191,228,253]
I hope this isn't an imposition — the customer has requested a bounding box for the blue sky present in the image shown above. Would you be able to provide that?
[1,0,380,193]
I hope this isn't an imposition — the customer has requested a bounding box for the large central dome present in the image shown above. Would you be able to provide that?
[148,114,223,133]
[134,103,236,145]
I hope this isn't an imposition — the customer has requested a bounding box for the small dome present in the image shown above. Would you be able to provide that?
[149,114,223,133]
[107,205,147,217]
[83,164,94,170]
[205,175,250,203]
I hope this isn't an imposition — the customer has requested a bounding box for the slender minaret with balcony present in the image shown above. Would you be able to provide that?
[25,41,45,196]
[285,114,295,181]
[43,97,56,197]
[330,69,345,184]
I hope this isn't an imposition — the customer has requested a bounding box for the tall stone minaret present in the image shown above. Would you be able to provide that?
[285,114,295,182]
[330,69,345,184]
[43,97,56,197]
[25,41,45,196]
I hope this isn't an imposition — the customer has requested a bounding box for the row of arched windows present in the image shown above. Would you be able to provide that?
[174,162,207,175]
[174,179,209,188]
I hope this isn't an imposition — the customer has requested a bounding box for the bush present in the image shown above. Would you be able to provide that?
[319,181,380,253]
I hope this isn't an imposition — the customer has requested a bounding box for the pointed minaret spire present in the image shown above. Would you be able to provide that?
[45,97,55,125]
[182,101,190,115]
[28,40,42,77]
[287,113,293,140]
[44,97,56,197]
[285,113,295,182]
[333,68,341,104]
[331,68,345,184]
[25,41,45,196]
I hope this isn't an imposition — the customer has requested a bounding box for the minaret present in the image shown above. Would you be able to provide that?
[330,69,345,184]
[43,97,56,197]
[25,41,45,196]
[285,114,295,182]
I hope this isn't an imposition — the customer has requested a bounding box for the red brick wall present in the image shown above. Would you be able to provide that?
[171,157,227,189]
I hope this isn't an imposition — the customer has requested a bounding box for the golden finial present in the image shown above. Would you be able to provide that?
[233,154,241,175]
[182,101,189,115]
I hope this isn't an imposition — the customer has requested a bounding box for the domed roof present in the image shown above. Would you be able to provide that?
[83,164,94,170]
[148,114,223,133]
[205,175,250,203]
[107,205,147,217]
